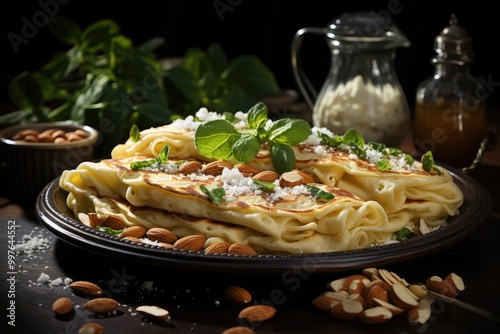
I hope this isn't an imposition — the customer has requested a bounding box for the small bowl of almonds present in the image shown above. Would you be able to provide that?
[0,122,99,201]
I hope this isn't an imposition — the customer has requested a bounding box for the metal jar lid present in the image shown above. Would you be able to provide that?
[433,13,475,65]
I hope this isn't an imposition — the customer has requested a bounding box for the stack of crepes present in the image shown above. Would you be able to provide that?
[59,108,464,255]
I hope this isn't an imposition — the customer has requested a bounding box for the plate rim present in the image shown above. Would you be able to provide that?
[36,166,492,274]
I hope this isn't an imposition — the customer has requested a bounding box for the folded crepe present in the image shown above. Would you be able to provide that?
[59,157,401,254]
[111,108,464,228]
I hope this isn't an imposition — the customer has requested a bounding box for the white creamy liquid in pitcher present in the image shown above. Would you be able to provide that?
[313,75,409,146]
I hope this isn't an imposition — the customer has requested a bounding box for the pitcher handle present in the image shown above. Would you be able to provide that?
[291,27,331,111]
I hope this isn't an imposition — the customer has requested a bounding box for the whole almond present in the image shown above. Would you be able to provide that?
[173,234,206,251]
[238,304,277,323]
[122,236,143,243]
[204,242,231,254]
[78,322,104,334]
[51,129,66,140]
[65,132,83,142]
[228,243,257,256]
[146,227,177,244]
[120,225,148,239]
[178,160,202,174]
[84,298,120,313]
[252,170,279,183]
[102,214,126,230]
[221,326,256,334]
[74,129,90,138]
[135,305,170,321]
[223,285,252,305]
[69,281,103,297]
[52,297,73,315]
[202,160,234,175]
[235,164,261,176]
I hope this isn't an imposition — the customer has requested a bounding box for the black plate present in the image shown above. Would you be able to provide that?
[36,167,492,275]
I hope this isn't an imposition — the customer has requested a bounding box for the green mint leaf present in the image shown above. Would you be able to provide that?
[348,142,367,159]
[306,185,335,202]
[367,142,387,154]
[252,179,275,192]
[195,119,241,160]
[200,185,226,205]
[267,118,312,146]
[129,124,140,142]
[157,145,170,164]
[318,131,342,147]
[232,134,261,163]
[130,144,170,170]
[404,154,415,166]
[270,143,295,174]
[246,102,268,130]
[130,158,156,170]
[394,227,416,241]
[421,151,442,175]
[342,129,365,148]
[389,147,404,156]
[95,226,124,236]
[377,159,392,171]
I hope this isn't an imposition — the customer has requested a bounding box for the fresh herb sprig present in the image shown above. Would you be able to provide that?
[130,145,170,170]
[317,128,442,174]
[194,102,312,174]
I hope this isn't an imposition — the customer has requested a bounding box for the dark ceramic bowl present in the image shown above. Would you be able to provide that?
[0,122,99,202]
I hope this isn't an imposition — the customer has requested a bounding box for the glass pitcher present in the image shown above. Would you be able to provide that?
[291,12,411,147]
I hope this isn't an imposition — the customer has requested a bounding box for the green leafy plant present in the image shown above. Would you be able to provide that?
[164,43,280,117]
[1,17,280,156]
[3,17,170,155]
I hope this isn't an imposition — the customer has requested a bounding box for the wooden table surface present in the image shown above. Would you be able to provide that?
[1,122,500,334]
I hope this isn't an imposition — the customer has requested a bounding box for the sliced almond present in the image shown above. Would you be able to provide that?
[330,300,364,320]
[425,275,457,297]
[252,170,279,182]
[135,305,170,321]
[120,225,148,239]
[388,282,419,310]
[407,298,433,325]
[408,284,428,300]
[173,234,206,251]
[358,306,393,325]
[238,305,276,323]
[146,227,177,244]
[327,274,369,292]
[83,298,120,313]
[365,284,389,308]
[223,285,252,305]
[293,169,315,183]
[204,242,232,254]
[312,296,340,314]
[52,297,73,315]
[69,281,103,297]
[279,170,304,187]
[444,273,465,293]
[372,298,405,316]
[228,243,257,256]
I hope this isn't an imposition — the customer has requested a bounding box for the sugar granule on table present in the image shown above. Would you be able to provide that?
[14,231,51,255]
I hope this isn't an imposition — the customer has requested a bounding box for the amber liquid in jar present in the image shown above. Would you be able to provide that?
[413,101,487,168]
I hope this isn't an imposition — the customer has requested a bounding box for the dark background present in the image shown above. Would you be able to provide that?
[1,0,498,114]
